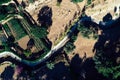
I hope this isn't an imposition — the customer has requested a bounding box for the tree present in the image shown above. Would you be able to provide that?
[77,24,92,38]
[93,48,120,80]
[38,6,52,27]
[87,0,92,5]
[64,42,75,54]
[71,0,83,3]
[46,61,54,69]
[7,35,15,47]
[32,27,48,38]
[24,49,32,57]
[57,0,62,6]
[0,0,11,5]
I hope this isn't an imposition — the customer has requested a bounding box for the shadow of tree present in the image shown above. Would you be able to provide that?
[37,5,53,27]
[92,12,120,79]
[69,54,108,80]
[0,66,15,80]
[93,17,120,53]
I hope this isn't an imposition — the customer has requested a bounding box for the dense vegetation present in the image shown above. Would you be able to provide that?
[94,50,120,79]
[0,0,11,5]
[0,3,17,21]
[77,23,98,39]
[64,26,78,54]
[93,29,120,80]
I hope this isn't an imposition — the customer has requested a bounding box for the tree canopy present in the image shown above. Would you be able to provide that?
[71,0,83,3]
[0,0,11,5]
[64,42,75,54]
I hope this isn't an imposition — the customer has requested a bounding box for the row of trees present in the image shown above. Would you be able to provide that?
[63,27,78,54]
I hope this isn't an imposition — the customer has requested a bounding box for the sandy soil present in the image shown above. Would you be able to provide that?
[69,35,97,59]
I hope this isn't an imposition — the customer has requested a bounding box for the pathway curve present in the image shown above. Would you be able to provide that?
[0,19,79,67]
[0,0,86,67]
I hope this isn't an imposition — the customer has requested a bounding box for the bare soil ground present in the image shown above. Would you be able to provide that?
[69,35,97,59]
[25,0,86,46]
[17,35,30,50]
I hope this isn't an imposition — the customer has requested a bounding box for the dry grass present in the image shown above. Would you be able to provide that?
[25,0,86,46]
[69,35,97,59]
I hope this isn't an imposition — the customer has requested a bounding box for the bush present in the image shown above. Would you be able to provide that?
[57,0,62,6]
[71,0,83,3]
[46,62,54,69]
[87,0,91,5]
[64,42,75,54]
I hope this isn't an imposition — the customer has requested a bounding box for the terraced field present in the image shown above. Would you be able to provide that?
[7,19,27,40]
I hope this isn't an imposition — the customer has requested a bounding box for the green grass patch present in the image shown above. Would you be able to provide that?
[8,19,27,40]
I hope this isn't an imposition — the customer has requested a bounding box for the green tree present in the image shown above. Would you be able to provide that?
[64,42,75,54]
[57,0,62,6]
[71,0,83,3]
[87,0,92,5]
[24,49,32,57]
[46,61,54,69]
[0,0,11,5]
[77,24,92,38]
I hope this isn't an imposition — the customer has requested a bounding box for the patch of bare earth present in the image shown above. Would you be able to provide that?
[69,35,97,59]
[17,35,36,52]
[48,0,86,46]
[17,35,30,50]
[25,0,86,46]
